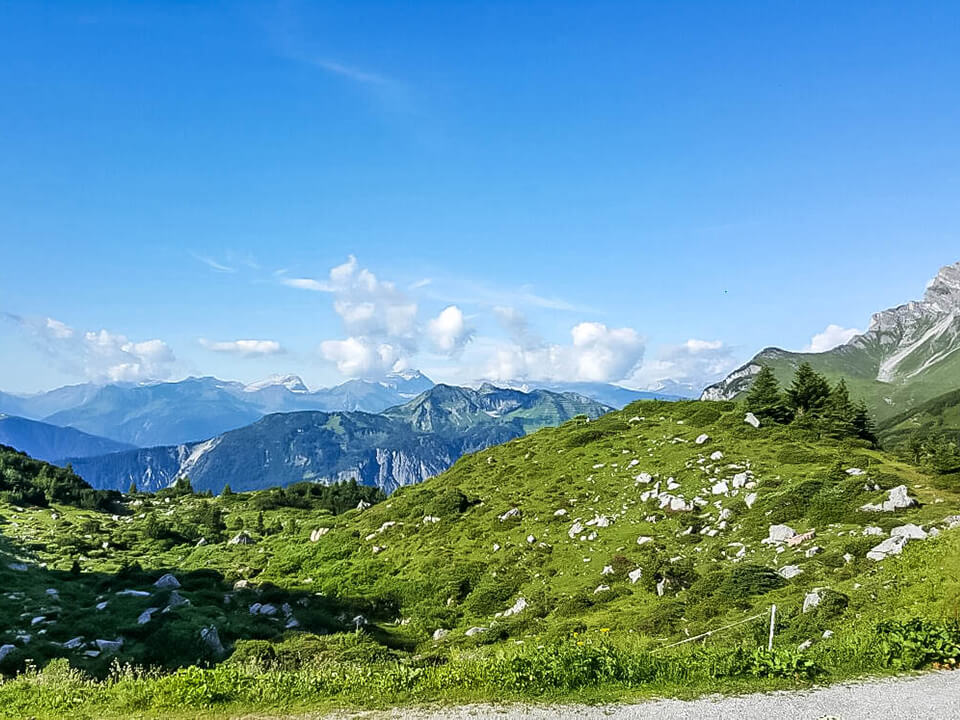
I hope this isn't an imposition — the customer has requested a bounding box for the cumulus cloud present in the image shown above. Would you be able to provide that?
[320,338,405,377]
[629,338,738,393]
[199,339,284,356]
[427,306,473,355]
[804,324,861,353]
[484,319,645,384]
[6,314,177,383]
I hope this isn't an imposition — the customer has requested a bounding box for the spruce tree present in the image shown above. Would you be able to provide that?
[744,366,790,422]
[851,400,877,444]
[786,362,831,417]
[221,483,233,496]
[128,480,138,495]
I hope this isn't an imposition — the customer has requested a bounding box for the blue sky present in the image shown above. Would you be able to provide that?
[1,1,959,393]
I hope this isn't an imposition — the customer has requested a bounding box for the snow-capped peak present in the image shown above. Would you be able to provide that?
[243,375,309,393]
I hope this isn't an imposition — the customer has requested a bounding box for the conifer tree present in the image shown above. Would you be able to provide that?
[128,480,138,495]
[744,366,790,422]
[851,400,877,444]
[786,362,831,416]
[221,483,233,496]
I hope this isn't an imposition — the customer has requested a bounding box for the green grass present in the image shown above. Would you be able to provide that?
[2,399,960,717]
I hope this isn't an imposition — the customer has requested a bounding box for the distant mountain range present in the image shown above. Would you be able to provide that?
[0,371,674,450]
[0,415,134,464]
[702,260,960,437]
[0,371,435,447]
[67,384,612,494]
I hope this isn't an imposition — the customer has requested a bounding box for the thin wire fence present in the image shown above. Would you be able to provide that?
[652,604,777,653]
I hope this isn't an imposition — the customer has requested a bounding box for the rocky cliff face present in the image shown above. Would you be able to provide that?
[702,261,960,403]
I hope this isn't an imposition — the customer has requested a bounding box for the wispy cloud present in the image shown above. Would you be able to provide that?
[312,59,390,86]
[192,254,236,274]
[280,276,329,292]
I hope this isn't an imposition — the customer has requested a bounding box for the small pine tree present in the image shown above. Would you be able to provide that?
[256,510,265,534]
[744,366,790,422]
[851,400,877,444]
[221,484,234,497]
[786,362,831,417]
[70,559,81,575]
[128,480,139,495]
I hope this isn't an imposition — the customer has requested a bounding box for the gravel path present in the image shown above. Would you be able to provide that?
[290,671,960,720]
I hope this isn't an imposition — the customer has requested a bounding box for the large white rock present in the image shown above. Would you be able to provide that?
[465,626,487,637]
[860,485,917,512]
[710,451,724,461]
[498,508,521,522]
[137,607,159,625]
[764,524,797,544]
[228,531,255,545]
[867,535,909,561]
[310,527,330,542]
[628,567,643,584]
[117,589,150,598]
[711,480,729,495]
[0,645,15,662]
[695,434,710,445]
[744,413,761,428]
[891,523,927,541]
[432,628,449,641]
[744,492,758,509]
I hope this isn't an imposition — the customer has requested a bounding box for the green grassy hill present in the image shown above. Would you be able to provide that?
[2,402,960,717]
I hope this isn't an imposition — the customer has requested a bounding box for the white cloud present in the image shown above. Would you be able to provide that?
[6,314,177,383]
[199,339,284,356]
[45,317,74,339]
[320,337,404,377]
[804,324,861,353]
[192,254,236,273]
[427,305,473,355]
[628,338,738,393]
[484,320,645,384]
[281,277,327,291]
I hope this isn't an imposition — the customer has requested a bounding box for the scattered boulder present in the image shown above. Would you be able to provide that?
[200,626,225,657]
[432,628,449,641]
[860,485,917,512]
[710,451,724,461]
[137,607,159,625]
[628,567,643,584]
[778,565,804,580]
[465,626,487,637]
[166,591,190,609]
[423,516,440,524]
[228,531,255,545]
[62,637,84,650]
[117,589,150,597]
[503,597,528,617]
[0,645,15,662]
[7,563,28,572]
[554,509,568,517]
[891,523,927,541]
[594,584,611,594]
[310,527,330,542]
[867,536,909,562]
[695,434,710,445]
[846,468,866,476]
[802,590,823,613]
[764,524,797,544]
[154,573,180,589]
[745,492,758,509]
[96,638,124,653]
[744,413,761,428]
[498,508,521,522]
[356,500,372,512]
[805,546,823,558]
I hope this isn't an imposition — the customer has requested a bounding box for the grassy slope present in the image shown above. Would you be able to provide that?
[2,400,960,717]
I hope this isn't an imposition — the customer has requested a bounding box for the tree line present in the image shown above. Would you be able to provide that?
[744,363,877,444]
